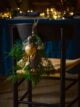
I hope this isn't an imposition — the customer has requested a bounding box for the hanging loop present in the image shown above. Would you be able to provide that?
[32,19,39,36]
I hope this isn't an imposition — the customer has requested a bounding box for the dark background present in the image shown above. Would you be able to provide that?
[0,0,78,12]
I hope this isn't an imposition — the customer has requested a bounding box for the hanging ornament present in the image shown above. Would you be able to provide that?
[9,20,54,85]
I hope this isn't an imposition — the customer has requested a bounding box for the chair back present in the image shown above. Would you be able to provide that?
[15,23,33,41]
[13,22,80,58]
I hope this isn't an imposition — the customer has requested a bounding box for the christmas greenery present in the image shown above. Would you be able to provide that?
[9,29,54,85]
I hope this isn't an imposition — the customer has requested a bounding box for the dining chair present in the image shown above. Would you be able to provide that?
[12,20,80,107]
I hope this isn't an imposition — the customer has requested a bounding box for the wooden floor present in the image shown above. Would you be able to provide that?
[0,75,78,107]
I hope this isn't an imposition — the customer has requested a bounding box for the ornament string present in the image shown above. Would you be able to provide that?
[32,19,39,36]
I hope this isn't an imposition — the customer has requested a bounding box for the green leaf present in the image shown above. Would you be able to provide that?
[9,40,23,60]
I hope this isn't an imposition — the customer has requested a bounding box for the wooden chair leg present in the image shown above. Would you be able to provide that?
[60,26,66,107]
[60,75,65,107]
[78,72,80,107]
[28,80,32,107]
[13,81,18,107]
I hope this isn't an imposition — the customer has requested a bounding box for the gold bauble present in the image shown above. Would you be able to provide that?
[25,44,37,56]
